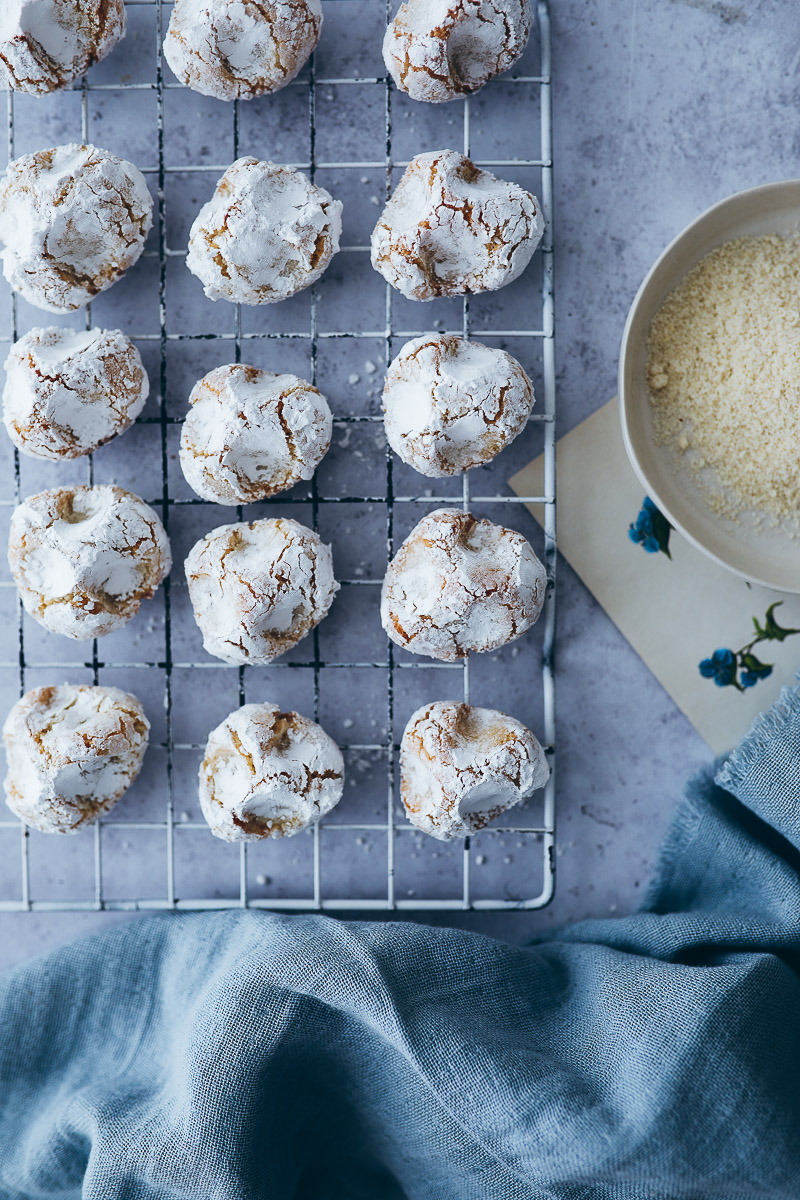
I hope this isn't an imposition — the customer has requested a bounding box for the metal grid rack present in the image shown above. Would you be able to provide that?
[0,0,556,912]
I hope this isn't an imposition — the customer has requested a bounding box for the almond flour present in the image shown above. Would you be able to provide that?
[647,232,800,523]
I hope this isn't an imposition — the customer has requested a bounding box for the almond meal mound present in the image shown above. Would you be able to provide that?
[647,233,800,522]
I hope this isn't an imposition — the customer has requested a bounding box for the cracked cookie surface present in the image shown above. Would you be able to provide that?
[187,157,342,305]
[400,700,549,840]
[200,701,344,842]
[164,0,322,100]
[3,683,149,834]
[381,508,546,661]
[371,149,543,301]
[0,143,153,312]
[3,326,149,460]
[384,0,531,103]
[0,0,126,95]
[383,334,533,476]
[180,363,332,505]
[185,516,338,665]
[9,485,171,640]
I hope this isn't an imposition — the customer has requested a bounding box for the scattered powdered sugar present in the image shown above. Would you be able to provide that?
[199,702,343,842]
[381,508,546,661]
[179,363,332,504]
[0,143,153,312]
[647,233,800,523]
[187,157,342,305]
[2,683,149,834]
[371,149,544,301]
[3,326,149,461]
[400,700,548,840]
[383,0,531,103]
[0,0,126,95]
[383,334,534,476]
[8,485,171,640]
[185,517,339,665]
[164,0,322,100]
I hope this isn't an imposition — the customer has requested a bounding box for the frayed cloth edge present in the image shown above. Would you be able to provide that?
[715,681,800,797]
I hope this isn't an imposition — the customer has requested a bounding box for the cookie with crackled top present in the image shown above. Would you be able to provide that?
[3,684,149,834]
[0,0,126,95]
[8,486,171,640]
[0,144,152,313]
[400,700,549,840]
[199,702,344,842]
[164,0,322,100]
[179,364,332,505]
[384,0,532,103]
[185,517,338,665]
[381,508,546,661]
[370,150,544,300]
[187,158,341,305]
[383,334,534,476]
[3,327,149,461]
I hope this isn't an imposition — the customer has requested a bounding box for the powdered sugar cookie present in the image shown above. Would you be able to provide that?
[199,702,344,842]
[3,327,148,460]
[384,0,531,103]
[187,158,341,305]
[383,334,533,476]
[179,364,332,504]
[381,508,546,660]
[0,0,126,95]
[164,0,322,100]
[185,517,338,665]
[3,683,149,834]
[0,144,152,312]
[9,485,171,640]
[400,700,549,839]
[371,149,543,300]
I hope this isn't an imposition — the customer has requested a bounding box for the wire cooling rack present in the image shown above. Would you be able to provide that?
[0,0,555,913]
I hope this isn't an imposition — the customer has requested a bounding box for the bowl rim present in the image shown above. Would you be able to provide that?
[618,178,800,592]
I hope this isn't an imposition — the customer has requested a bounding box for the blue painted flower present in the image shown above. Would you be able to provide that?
[739,654,773,689]
[628,497,672,558]
[699,604,791,696]
[741,669,771,688]
[698,648,737,688]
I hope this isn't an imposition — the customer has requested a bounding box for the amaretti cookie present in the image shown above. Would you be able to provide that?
[383,334,534,476]
[9,485,171,640]
[0,144,153,312]
[384,0,531,103]
[186,158,342,305]
[199,702,344,842]
[381,508,546,660]
[3,327,148,460]
[185,517,338,664]
[400,700,549,840]
[0,0,126,95]
[164,0,322,100]
[371,150,543,300]
[179,364,332,504]
[3,683,149,833]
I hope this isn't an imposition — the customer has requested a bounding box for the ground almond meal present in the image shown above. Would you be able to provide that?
[647,232,800,522]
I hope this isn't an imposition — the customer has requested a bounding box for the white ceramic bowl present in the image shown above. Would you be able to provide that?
[619,180,800,592]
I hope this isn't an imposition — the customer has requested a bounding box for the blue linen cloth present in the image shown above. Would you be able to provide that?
[3,686,800,1199]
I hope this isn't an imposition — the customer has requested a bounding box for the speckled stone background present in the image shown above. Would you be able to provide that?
[0,0,795,968]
